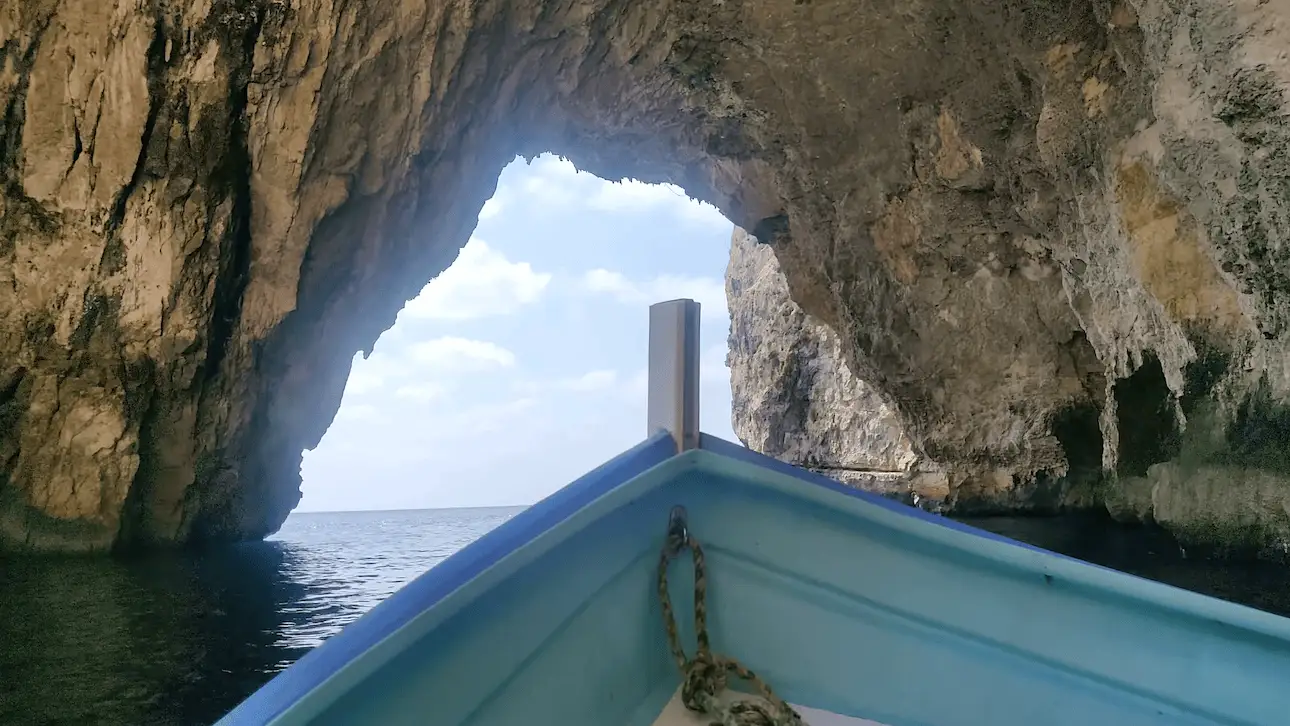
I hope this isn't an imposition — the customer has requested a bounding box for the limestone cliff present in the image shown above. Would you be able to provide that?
[726,228,944,508]
[4,0,1290,557]
[726,225,1099,515]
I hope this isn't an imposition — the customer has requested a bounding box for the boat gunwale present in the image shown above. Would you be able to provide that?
[696,433,1290,644]
[216,431,680,726]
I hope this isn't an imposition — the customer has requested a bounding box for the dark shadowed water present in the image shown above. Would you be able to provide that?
[0,508,523,726]
[2,508,1289,726]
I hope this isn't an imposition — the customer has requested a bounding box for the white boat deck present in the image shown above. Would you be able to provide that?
[650,687,887,726]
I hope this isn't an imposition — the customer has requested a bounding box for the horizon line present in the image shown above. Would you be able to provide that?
[290,503,533,516]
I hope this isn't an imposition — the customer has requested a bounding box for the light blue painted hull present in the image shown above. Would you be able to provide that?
[217,433,1290,726]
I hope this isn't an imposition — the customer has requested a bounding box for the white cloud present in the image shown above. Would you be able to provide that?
[420,397,536,438]
[408,337,516,372]
[615,345,729,399]
[345,366,386,395]
[580,269,728,317]
[315,394,543,473]
[516,369,620,396]
[478,196,504,220]
[588,180,728,229]
[516,156,582,207]
[395,382,448,403]
[334,403,384,424]
[401,238,551,321]
[582,269,635,296]
[562,369,618,392]
[518,154,729,231]
[342,350,413,397]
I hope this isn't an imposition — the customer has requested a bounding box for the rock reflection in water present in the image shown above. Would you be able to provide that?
[963,513,1290,618]
[0,542,311,726]
[0,507,518,726]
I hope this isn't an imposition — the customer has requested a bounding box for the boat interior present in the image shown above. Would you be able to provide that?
[229,433,1290,726]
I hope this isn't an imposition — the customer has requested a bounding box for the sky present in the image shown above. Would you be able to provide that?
[297,154,739,512]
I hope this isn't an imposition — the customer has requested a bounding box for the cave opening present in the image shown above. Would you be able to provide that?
[1051,402,1104,483]
[289,153,740,516]
[1112,355,1182,478]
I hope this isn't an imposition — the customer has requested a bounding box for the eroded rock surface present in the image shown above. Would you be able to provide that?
[4,0,1290,555]
[726,228,951,507]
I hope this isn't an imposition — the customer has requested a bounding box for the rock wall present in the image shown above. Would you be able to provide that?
[726,229,918,474]
[726,228,948,509]
[4,0,1290,556]
[726,225,1100,515]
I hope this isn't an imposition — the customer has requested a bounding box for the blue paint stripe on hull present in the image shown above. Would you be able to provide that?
[215,432,678,726]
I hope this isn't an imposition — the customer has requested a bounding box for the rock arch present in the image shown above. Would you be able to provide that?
[4,0,1290,554]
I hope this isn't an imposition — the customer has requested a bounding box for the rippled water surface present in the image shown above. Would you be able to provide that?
[0,508,522,726]
[2,508,1290,726]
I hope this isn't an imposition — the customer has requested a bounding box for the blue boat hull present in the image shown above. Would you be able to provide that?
[217,433,1290,726]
